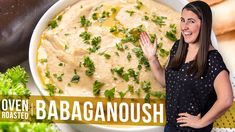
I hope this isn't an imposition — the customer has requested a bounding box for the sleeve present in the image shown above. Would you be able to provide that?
[209,51,229,82]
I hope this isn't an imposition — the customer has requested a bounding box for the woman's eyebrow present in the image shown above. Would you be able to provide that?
[187,18,196,21]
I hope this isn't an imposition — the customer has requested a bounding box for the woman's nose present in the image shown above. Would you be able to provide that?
[181,23,189,30]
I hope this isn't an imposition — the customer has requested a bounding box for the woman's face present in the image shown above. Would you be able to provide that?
[181,9,201,44]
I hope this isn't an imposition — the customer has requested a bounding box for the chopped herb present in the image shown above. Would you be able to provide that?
[92,13,98,20]
[122,73,129,81]
[88,36,101,53]
[111,8,117,13]
[79,31,91,43]
[127,52,132,61]
[80,5,83,8]
[128,85,134,94]
[116,43,124,51]
[101,11,110,18]
[170,24,177,34]
[57,15,62,21]
[110,25,118,33]
[118,91,126,99]
[45,70,50,78]
[80,15,91,27]
[157,42,163,49]
[126,10,135,16]
[64,33,70,36]
[93,80,105,96]
[144,93,150,103]
[113,77,117,80]
[46,84,56,96]
[48,20,58,29]
[71,74,80,83]
[104,87,115,100]
[149,34,156,43]
[111,66,124,76]
[135,0,143,10]
[144,15,149,20]
[115,52,119,56]
[121,25,144,45]
[58,63,64,66]
[124,45,129,49]
[135,88,141,97]
[152,15,167,27]
[132,47,150,70]
[54,73,64,82]
[159,48,169,57]
[128,68,139,83]
[58,89,64,94]
[94,4,103,11]
[39,58,47,64]
[140,81,151,93]
[137,64,142,70]
[83,56,95,76]
[64,45,69,50]
[165,31,177,41]
[151,91,166,99]
[104,53,111,59]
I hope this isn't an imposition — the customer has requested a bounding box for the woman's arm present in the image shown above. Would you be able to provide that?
[139,32,166,87]
[177,70,233,128]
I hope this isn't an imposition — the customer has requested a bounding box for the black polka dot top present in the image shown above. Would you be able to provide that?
[165,40,229,132]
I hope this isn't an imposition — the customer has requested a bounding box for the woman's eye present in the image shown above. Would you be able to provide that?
[189,20,195,24]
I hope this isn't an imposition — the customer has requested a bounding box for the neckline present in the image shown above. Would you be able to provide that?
[183,49,217,64]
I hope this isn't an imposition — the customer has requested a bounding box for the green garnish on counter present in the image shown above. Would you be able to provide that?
[0,66,30,97]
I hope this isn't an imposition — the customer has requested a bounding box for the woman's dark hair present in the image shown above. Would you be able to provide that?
[168,1,212,78]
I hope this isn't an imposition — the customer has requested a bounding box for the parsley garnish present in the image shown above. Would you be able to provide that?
[93,80,105,96]
[80,15,91,27]
[104,87,115,100]
[71,74,80,83]
[83,56,95,76]
[126,10,135,16]
[140,81,151,93]
[152,15,167,27]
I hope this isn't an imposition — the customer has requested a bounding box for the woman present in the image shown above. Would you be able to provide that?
[139,1,233,131]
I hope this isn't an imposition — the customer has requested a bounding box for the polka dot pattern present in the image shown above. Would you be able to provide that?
[164,41,229,131]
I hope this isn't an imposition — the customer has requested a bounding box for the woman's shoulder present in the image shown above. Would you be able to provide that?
[207,50,229,81]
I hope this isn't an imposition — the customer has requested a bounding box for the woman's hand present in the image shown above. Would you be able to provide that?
[139,32,157,61]
[177,113,205,129]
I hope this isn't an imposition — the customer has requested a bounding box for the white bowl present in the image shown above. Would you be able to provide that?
[29,0,218,131]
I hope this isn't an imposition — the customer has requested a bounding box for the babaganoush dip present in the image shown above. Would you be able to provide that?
[37,0,180,100]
